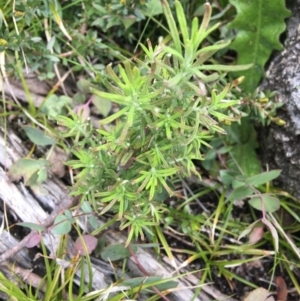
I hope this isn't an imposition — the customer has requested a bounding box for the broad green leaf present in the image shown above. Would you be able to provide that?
[219,170,239,187]
[144,0,163,17]
[81,201,93,213]
[101,243,137,261]
[41,95,72,118]
[27,167,48,186]
[227,185,254,201]
[18,222,46,232]
[225,117,258,145]
[92,95,112,117]
[249,195,280,213]
[228,0,291,93]
[23,126,56,146]
[122,16,136,30]
[52,215,72,235]
[229,143,261,177]
[88,215,99,230]
[245,170,281,186]
[9,158,50,186]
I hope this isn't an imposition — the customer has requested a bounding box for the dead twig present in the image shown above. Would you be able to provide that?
[0,196,79,264]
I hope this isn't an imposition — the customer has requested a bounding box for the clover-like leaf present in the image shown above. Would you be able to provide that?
[26,233,42,248]
[249,194,280,213]
[52,214,72,235]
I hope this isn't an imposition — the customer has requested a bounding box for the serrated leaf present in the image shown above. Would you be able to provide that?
[52,215,72,235]
[228,0,291,93]
[23,126,56,146]
[249,194,280,213]
[101,243,137,261]
[245,170,281,186]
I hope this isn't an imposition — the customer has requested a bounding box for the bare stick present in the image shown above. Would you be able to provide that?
[0,196,79,264]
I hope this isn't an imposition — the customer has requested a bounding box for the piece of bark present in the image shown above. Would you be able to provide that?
[258,0,300,198]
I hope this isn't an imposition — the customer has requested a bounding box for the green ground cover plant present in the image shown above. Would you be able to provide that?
[1,0,300,300]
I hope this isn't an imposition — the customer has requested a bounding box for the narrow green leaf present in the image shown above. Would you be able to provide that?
[195,22,220,50]
[91,89,127,104]
[121,276,162,287]
[196,41,231,64]
[175,0,189,43]
[18,222,46,232]
[245,170,281,186]
[228,0,291,93]
[162,45,184,62]
[98,107,129,124]
[101,243,138,261]
[198,63,253,72]
[161,0,181,54]
[23,126,56,146]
